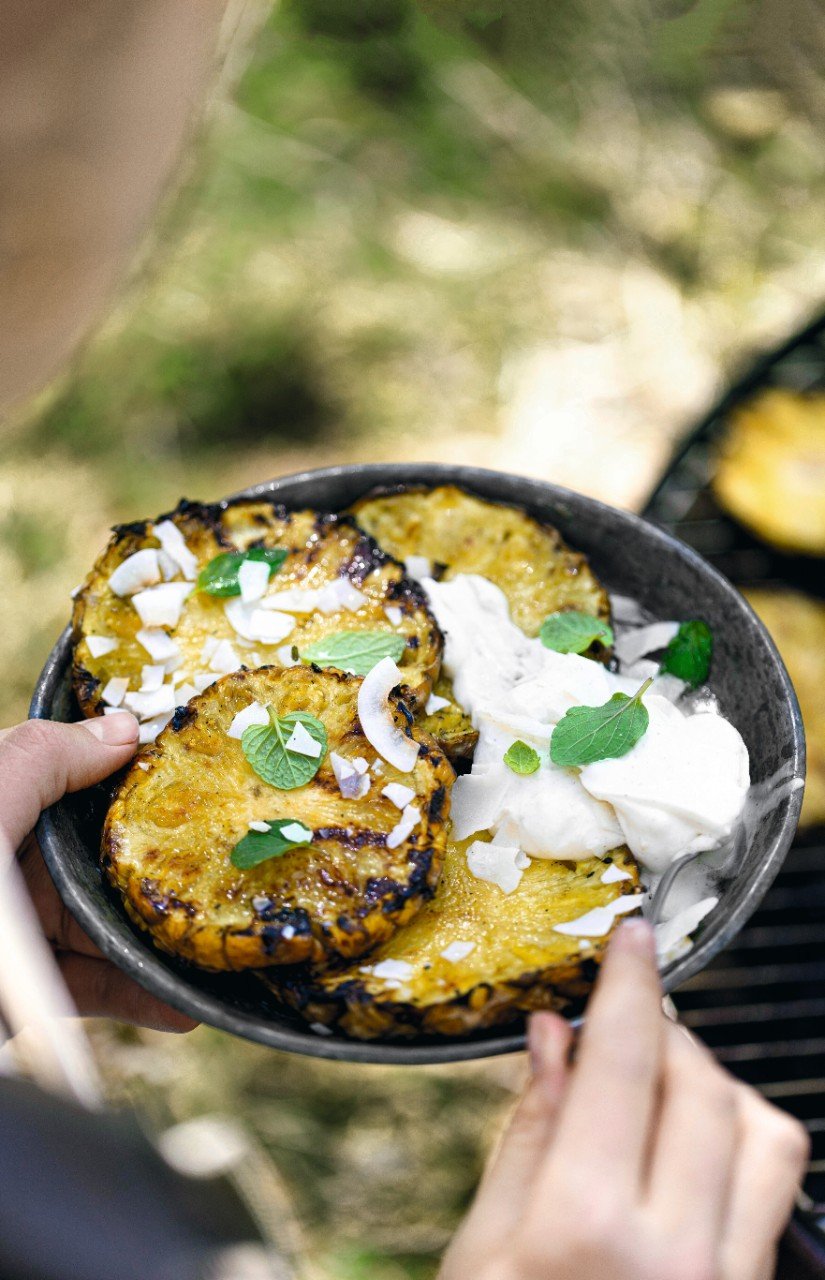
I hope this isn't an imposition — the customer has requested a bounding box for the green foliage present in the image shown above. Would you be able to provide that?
[300,630,406,676]
[550,679,652,767]
[503,739,541,774]
[197,548,287,597]
[242,708,328,789]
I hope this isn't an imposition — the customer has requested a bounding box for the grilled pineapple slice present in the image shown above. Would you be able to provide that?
[102,665,454,971]
[421,673,477,764]
[73,499,441,720]
[351,484,611,759]
[714,390,825,555]
[267,842,640,1039]
[744,588,825,828]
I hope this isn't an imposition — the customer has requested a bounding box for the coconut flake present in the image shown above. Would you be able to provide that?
[248,820,271,834]
[330,751,370,799]
[466,841,529,894]
[601,863,633,884]
[284,721,322,758]
[370,959,414,982]
[655,897,718,961]
[193,672,219,693]
[153,520,199,580]
[280,821,313,844]
[140,664,166,693]
[224,598,294,645]
[357,657,420,773]
[137,629,180,663]
[614,621,680,669]
[174,682,198,705]
[404,556,431,581]
[554,893,646,938]
[101,677,129,707]
[352,756,369,774]
[209,640,243,674]
[131,582,191,629]
[261,587,323,614]
[384,605,403,627]
[276,643,297,666]
[86,635,118,659]
[382,782,416,810]
[239,558,270,605]
[138,712,173,744]
[124,685,177,722]
[108,549,161,597]
[200,637,220,664]
[317,578,367,614]
[227,701,269,739]
[425,693,450,715]
[440,941,476,962]
[386,804,421,849]
[157,549,179,581]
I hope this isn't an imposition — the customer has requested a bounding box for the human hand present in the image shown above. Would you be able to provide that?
[440,919,808,1280]
[1,714,197,1032]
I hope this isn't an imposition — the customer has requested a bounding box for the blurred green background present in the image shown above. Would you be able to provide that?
[3,0,825,1274]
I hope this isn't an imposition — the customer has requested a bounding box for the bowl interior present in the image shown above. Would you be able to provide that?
[31,463,805,1064]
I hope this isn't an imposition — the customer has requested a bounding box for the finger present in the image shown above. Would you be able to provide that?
[532,919,664,1201]
[57,953,198,1033]
[442,1012,572,1265]
[16,832,104,957]
[718,1085,809,1280]
[0,715,138,853]
[645,1020,739,1257]
[478,1015,573,1210]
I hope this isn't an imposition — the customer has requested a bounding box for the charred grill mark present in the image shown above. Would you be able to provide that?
[395,698,414,727]
[318,866,359,896]
[315,825,386,849]
[385,574,430,610]
[312,511,340,537]
[74,665,101,704]
[111,518,152,539]
[170,705,197,732]
[428,786,447,821]
[341,532,390,585]
[139,877,196,917]
[362,875,405,904]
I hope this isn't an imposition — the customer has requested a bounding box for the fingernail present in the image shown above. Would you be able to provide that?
[612,917,656,958]
[82,712,139,745]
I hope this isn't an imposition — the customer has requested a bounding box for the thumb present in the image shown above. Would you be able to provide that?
[0,714,139,851]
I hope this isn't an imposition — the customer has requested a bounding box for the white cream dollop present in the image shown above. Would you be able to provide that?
[422,573,750,878]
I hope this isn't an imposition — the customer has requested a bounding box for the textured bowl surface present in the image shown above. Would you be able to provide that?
[31,464,805,1063]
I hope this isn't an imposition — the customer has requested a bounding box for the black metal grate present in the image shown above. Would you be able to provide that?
[642,308,825,1222]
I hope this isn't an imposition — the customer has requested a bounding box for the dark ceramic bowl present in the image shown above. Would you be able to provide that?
[30,464,805,1064]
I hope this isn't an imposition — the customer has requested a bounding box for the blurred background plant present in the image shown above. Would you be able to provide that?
[2,0,825,1274]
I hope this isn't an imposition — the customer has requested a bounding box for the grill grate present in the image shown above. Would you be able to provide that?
[642,308,825,1223]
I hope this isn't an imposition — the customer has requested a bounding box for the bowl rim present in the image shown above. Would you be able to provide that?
[30,462,806,1064]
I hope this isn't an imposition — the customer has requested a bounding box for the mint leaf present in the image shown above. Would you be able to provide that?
[300,630,405,676]
[540,611,614,655]
[241,707,327,789]
[197,547,288,597]
[660,620,713,687]
[550,678,652,767]
[231,818,313,869]
[504,740,541,775]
